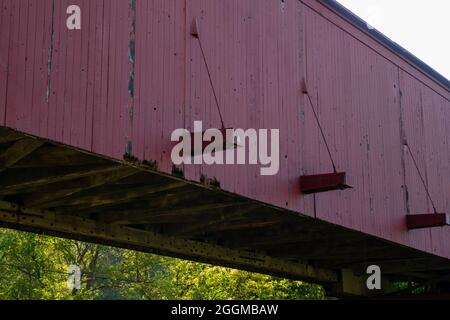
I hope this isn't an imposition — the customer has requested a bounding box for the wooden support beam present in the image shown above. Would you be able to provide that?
[406,214,450,230]
[99,201,248,225]
[267,241,397,262]
[0,201,338,284]
[0,139,44,173]
[60,188,202,216]
[0,129,23,145]
[12,146,106,168]
[212,223,333,249]
[207,216,285,233]
[49,182,186,210]
[22,167,138,207]
[165,204,261,237]
[0,165,126,195]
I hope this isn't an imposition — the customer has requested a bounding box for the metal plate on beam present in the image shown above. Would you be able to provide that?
[407,213,450,230]
[300,172,351,194]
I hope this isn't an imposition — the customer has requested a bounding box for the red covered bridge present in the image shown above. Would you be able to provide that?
[1,0,450,297]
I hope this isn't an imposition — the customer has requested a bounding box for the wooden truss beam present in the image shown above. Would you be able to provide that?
[166,204,262,237]
[98,201,248,225]
[22,167,138,207]
[60,188,202,216]
[0,164,126,195]
[0,201,338,284]
[50,182,186,210]
[0,129,23,145]
[0,138,44,173]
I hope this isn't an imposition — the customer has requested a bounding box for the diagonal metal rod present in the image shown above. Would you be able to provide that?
[193,32,226,130]
[405,143,438,214]
[303,86,337,173]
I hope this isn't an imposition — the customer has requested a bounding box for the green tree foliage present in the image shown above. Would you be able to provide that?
[0,228,324,300]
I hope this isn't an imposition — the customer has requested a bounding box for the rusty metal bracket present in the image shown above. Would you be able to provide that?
[300,172,352,194]
[190,128,239,157]
[190,17,200,38]
[406,213,450,230]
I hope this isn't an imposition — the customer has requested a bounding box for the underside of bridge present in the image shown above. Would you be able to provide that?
[1,126,450,297]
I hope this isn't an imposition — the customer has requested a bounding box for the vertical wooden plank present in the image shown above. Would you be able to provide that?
[22,0,37,133]
[240,0,256,200]
[287,0,309,214]
[183,0,200,182]
[139,0,153,163]
[280,0,301,211]
[148,0,163,164]
[115,0,131,159]
[131,0,145,161]
[68,0,83,148]
[297,4,317,217]
[302,5,322,221]
[16,0,30,130]
[83,0,98,150]
[112,0,124,158]
[399,70,433,253]
[47,0,64,141]
[5,0,23,129]
[72,0,88,149]
[159,0,175,173]
[0,0,12,125]
[90,0,105,151]
[93,0,111,155]
[61,0,76,145]
[104,0,117,156]
[35,0,53,137]
[123,0,135,163]
[173,0,187,171]
[161,0,185,174]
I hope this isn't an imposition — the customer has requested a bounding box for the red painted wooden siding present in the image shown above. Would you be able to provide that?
[1,0,450,259]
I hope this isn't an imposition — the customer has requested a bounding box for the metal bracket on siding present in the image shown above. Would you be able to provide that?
[190,128,240,157]
[406,213,450,230]
[189,17,238,157]
[404,143,447,230]
[300,79,351,194]
[190,17,200,38]
[300,172,351,194]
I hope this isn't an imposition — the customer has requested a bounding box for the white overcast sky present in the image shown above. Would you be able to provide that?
[336,0,450,80]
